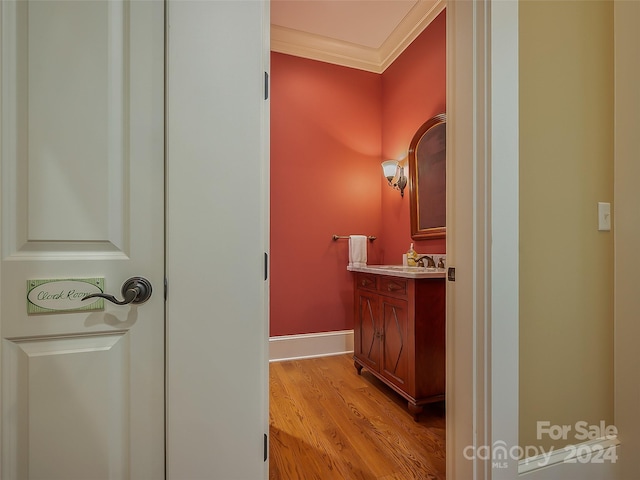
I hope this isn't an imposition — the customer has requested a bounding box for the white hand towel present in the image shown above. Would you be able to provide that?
[349,235,368,267]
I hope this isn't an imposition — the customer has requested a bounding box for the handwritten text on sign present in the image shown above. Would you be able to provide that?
[27,278,105,314]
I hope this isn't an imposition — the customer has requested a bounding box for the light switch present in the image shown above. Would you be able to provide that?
[598,202,611,231]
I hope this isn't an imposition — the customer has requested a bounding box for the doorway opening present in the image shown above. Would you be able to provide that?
[268,3,447,478]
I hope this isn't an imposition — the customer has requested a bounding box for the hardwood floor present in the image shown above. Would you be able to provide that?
[269,354,446,480]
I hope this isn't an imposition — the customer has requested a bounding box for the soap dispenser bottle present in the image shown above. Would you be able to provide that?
[406,243,417,266]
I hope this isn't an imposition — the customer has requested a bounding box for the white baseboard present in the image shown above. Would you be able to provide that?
[269,330,354,362]
[518,436,620,476]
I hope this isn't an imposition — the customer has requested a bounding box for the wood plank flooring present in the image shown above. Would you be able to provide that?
[269,354,446,480]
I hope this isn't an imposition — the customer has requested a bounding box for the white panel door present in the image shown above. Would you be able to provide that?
[0,1,165,479]
[165,0,270,478]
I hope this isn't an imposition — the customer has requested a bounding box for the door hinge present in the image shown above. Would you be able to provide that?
[264,72,269,100]
[164,278,168,299]
[264,433,268,462]
[264,252,268,281]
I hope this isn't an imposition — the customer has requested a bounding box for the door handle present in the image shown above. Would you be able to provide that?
[81,276,153,306]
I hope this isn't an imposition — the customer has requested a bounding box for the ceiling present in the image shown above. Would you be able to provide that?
[271,0,445,73]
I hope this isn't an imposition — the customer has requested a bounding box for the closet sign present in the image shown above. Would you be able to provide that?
[27,278,105,314]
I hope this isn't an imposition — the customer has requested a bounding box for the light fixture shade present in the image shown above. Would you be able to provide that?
[381,159,407,197]
[381,160,399,181]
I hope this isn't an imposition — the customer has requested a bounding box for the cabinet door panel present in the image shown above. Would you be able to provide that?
[355,291,380,369]
[381,297,410,390]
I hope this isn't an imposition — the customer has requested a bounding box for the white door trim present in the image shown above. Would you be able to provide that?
[614,0,640,478]
[446,1,491,477]
[447,1,520,478]
[490,0,520,477]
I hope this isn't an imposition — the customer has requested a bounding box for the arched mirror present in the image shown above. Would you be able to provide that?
[408,113,446,239]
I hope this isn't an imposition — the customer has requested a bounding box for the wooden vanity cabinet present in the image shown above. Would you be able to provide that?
[353,272,445,420]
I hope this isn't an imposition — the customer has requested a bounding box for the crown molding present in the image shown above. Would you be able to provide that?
[271,0,445,74]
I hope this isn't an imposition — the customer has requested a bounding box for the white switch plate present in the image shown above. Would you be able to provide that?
[598,202,611,231]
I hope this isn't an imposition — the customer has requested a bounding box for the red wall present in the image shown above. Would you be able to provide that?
[270,53,382,337]
[270,10,446,336]
[380,10,447,260]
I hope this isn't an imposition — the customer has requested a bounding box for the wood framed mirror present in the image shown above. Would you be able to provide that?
[408,113,446,240]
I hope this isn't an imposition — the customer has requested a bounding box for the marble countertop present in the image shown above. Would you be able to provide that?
[347,264,446,279]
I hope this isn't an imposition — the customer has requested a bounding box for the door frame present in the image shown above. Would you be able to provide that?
[614,0,640,478]
[447,1,520,477]
[446,1,493,477]
[449,2,624,479]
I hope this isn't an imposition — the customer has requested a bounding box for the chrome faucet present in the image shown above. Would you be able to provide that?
[416,255,436,268]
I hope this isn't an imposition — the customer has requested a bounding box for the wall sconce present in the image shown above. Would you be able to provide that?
[381,160,407,197]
